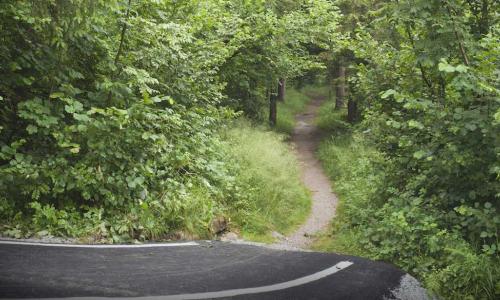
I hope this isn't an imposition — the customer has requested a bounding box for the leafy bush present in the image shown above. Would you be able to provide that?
[315,105,500,299]
[1,102,232,242]
[316,1,500,298]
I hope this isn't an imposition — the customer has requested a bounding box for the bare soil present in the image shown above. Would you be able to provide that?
[274,96,338,249]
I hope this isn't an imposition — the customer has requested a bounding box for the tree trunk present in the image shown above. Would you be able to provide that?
[347,98,357,123]
[277,78,286,102]
[328,77,333,101]
[269,88,277,127]
[335,62,346,110]
[346,67,356,122]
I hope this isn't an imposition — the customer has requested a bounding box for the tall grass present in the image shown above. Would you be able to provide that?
[223,120,311,242]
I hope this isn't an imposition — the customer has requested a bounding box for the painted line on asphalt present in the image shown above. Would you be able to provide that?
[0,240,199,248]
[39,261,354,300]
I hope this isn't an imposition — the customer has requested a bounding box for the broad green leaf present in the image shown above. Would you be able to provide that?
[381,89,397,99]
[408,120,424,130]
[70,147,80,154]
[465,123,477,131]
[413,150,426,159]
[73,113,90,122]
[26,125,38,134]
[49,92,65,99]
[455,65,468,73]
[438,60,455,73]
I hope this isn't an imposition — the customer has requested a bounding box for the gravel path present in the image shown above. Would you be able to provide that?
[274,96,338,249]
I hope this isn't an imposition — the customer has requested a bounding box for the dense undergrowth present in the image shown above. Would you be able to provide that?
[312,1,500,299]
[312,99,500,300]
[0,90,312,244]
[1,2,498,299]
[0,117,311,243]
[0,1,338,242]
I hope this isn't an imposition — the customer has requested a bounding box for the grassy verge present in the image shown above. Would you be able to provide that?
[223,120,311,242]
[223,85,321,242]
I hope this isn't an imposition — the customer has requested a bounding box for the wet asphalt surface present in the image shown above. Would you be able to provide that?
[0,240,416,300]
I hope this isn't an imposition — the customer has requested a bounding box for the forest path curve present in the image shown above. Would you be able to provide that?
[275,95,338,249]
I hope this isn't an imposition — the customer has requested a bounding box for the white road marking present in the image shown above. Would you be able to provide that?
[0,240,198,248]
[37,261,354,300]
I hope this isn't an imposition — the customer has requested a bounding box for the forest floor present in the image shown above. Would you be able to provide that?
[273,95,338,249]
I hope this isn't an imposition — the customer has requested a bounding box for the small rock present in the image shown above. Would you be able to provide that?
[211,216,228,234]
[271,231,285,240]
[220,232,238,241]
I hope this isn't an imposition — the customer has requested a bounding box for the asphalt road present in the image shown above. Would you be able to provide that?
[0,240,429,300]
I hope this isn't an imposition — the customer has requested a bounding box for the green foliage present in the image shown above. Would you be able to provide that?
[425,246,500,300]
[218,0,340,119]
[314,1,500,298]
[315,104,500,299]
[0,0,335,242]
[222,120,310,241]
[348,0,499,258]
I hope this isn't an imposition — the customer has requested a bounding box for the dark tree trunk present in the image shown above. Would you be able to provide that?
[277,78,286,102]
[346,67,356,122]
[335,62,346,110]
[347,98,357,123]
[269,88,277,127]
[328,76,333,101]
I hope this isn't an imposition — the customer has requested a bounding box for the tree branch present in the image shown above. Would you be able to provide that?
[404,23,434,91]
[444,1,470,66]
[114,0,132,67]
[107,0,132,103]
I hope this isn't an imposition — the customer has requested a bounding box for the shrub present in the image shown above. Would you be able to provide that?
[316,105,500,299]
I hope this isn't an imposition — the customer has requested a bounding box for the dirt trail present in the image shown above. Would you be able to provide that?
[275,96,338,249]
